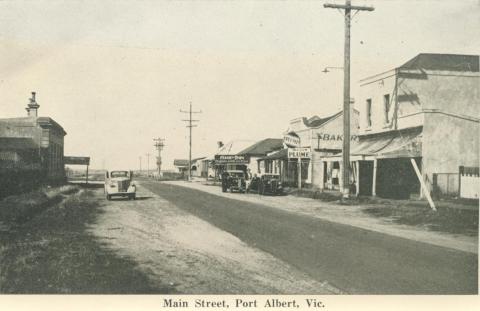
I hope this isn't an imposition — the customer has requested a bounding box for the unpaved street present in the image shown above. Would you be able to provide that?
[140,181,478,295]
[90,184,338,294]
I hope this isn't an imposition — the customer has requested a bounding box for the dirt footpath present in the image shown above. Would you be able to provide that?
[90,186,339,294]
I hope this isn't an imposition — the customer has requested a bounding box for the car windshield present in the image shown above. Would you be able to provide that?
[229,172,244,178]
[110,171,129,178]
[263,175,279,180]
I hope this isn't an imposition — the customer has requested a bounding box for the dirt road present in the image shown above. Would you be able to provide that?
[141,181,478,295]
[90,185,338,294]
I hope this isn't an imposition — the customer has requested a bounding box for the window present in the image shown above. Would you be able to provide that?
[384,94,390,124]
[366,99,372,127]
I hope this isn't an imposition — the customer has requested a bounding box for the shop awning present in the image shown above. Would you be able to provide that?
[322,127,423,160]
[351,126,422,158]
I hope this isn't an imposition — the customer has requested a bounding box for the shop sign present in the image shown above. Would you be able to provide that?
[214,154,248,164]
[287,148,311,159]
[283,133,301,148]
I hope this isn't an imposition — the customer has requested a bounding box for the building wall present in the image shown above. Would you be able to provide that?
[358,71,425,134]
[0,118,43,144]
[422,113,479,191]
[0,117,66,182]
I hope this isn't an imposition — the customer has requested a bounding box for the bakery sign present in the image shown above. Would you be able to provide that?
[214,154,249,164]
[283,132,301,148]
[288,148,311,159]
[317,132,359,150]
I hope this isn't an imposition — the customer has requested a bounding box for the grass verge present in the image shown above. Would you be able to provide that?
[0,186,173,293]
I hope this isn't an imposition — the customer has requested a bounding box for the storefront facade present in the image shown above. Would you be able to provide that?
[347,53,479,199]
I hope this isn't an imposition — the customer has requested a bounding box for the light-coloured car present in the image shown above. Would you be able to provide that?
[104,170,136,200]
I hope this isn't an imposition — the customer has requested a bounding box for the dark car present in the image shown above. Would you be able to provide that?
[221,170,246,193]
[248,173,283,195]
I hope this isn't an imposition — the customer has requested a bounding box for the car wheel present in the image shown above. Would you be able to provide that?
[106,194,111,200]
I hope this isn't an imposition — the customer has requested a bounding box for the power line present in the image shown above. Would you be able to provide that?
[153,138,165,177]
[180,102,202,181]
[324,0,374,199]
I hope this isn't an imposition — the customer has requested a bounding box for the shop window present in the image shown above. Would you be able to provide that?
[384,94,390,124]
[366,99,372,127]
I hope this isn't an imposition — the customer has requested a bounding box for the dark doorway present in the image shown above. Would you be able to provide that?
[376,158,421,199]
[359,161,374,196]
[323,162,328,188]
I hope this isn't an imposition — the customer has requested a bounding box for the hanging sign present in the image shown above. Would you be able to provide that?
[283,133,301,148]
[287,148,310,159]
[214,154,248,164]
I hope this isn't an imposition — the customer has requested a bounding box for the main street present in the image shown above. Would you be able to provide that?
[139,181,477,295]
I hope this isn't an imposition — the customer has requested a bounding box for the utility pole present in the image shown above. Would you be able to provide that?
[180,102,201,181]
[153,138,165,177]
[139,156,142,174]
[324,0,374,199]
[145,153,150,177]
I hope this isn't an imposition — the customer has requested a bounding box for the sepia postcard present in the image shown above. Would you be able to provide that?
[0,1,478,310]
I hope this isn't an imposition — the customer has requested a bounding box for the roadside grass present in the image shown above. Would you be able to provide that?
[362,203,478,236]
[0,186,174,293]
[278,187,479,237]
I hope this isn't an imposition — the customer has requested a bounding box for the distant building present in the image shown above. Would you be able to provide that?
[210,139,283,178]
[173,159,189,175]
[0,92,67,195]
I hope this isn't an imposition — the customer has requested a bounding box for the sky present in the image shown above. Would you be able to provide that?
[0,0,478,170]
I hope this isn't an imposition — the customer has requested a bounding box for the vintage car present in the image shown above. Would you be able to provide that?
[221,170,246,193]
[104,170,136,200]
[247,173,283,195]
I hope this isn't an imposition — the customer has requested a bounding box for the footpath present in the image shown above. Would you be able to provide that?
[161,180,478,254]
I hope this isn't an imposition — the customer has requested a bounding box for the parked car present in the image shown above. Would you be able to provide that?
[248,173,283,195]
[104,170,136,200]
[221,170,246,193]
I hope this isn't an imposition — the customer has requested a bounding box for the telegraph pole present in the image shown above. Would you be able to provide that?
[145,153,151,177]
[324,0,374,199]
[153,138,165,177]
[139,156,142,174]
[180,102,201,181]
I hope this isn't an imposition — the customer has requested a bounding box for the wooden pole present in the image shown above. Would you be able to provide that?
[372,159,377,196]
[298,158,302,190]
[355,161,360,196]
[324,0,374,199]
[411,158,436,211]
[85,165,89,184]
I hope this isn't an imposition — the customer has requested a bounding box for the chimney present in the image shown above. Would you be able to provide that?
[26,91,40,117]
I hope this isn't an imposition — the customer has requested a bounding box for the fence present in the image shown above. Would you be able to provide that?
[459,166,479,199]
[432,173,459,197]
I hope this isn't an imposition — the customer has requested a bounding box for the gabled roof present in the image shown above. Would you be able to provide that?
[0,137,38,150]
[293,109,358,130]
[304,111,342,128]
[399,53,479,72]
[238,138,283,156]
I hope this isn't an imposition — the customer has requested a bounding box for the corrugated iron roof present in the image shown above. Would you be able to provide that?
[237,138,283,156]
[400,53,479,72]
